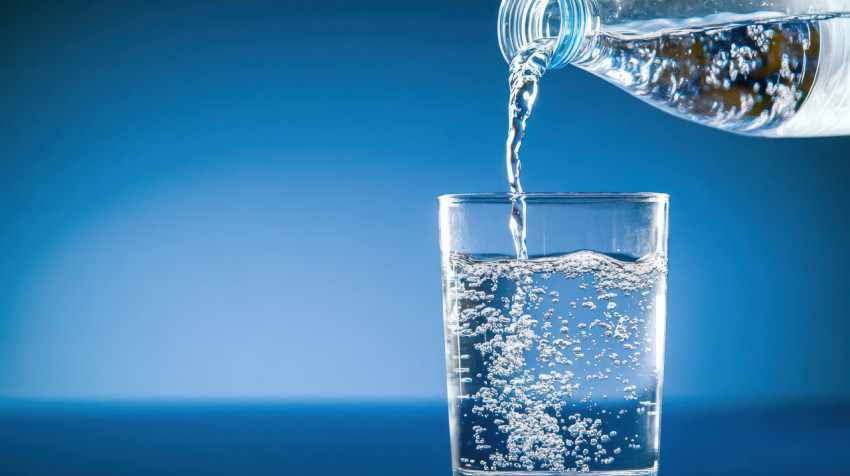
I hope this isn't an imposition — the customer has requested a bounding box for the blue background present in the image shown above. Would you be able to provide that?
[1,0,848,406]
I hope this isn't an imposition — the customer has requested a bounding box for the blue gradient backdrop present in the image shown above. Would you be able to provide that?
[1,0,848,403]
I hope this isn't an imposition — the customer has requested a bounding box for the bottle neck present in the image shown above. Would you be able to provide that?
[498,0,594,69]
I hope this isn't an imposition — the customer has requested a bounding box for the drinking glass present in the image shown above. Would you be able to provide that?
[439,193,669,475]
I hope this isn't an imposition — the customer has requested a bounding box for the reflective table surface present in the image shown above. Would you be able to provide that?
[1,401,848,475]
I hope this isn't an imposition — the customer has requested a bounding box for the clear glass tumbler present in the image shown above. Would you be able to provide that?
[439,193,669,475]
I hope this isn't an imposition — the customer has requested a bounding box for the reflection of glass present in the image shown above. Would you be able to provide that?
[439,193,669,475]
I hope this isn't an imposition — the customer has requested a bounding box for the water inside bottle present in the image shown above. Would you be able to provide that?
[582,13,850,135]
[505,15,850,244]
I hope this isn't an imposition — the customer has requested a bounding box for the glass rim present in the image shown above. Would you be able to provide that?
[438,192,669,204]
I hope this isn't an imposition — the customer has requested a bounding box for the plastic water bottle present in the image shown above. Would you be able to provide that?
[499,0,850,136]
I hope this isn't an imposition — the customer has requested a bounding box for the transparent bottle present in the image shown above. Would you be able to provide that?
[499,0,850,136]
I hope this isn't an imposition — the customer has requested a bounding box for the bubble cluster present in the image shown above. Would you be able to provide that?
[444,251,667,473]
[585,17,820,132]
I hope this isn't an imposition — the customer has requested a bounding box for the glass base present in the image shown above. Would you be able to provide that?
[455,470,657,476]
